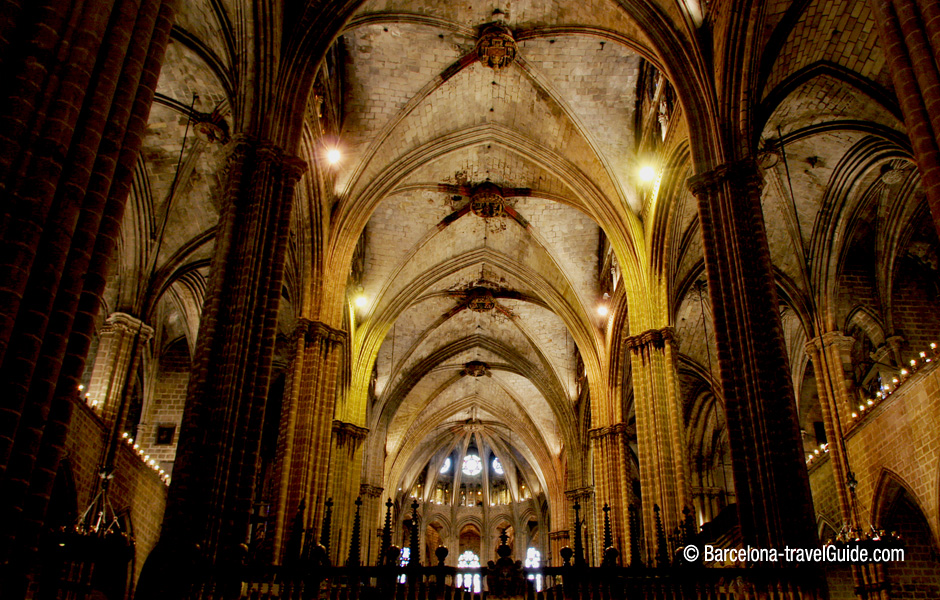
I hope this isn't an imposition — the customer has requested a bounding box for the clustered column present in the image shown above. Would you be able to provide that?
[688,160,817,551]
[871,0,940,237]
[588,425,632,560]
[84,312,154,428]
[137,137,306,599]
[327,420,370,564]
[271,319,346,565]
[358,484,384,565]
[625,327,690,563]
[564,487,595,564]
[0,0,177,594]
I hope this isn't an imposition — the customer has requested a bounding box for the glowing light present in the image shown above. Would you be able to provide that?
[327,148,341,165]
[639,165,657,182]
[597,304,609,317]
[78,384,84,391]
[354,295,367,308]
[462,454,482,476]
[440,457,451,473]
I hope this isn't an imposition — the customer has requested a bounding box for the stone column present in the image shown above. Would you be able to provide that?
[688,160,817,551]
[0,0,177,593]
[548,530,569,567]
[84,312,154,428]
[564,487,595,565]
[359,484,384,565]
[137,138,306,600]
[588,424,632,561]
[327,420,370,565]
[270,319,346,564]
[625,327,690,562]
[804,336,856,528]
[871,0,940,237]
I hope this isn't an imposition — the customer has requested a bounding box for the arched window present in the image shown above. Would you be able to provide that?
[456,550,481,592]
[440,457,451,473]
[398,547,410,583]
[525,547,542,591]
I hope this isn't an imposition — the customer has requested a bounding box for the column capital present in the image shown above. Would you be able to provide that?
[294,318,347,345]
[360,484,384,499]
[105,312,154,342]
[564,487,594,501]
[548,530,570,541]
[687,158,763,198]
[227,135,308,181]
[332,419,369,442]
[623,327,675,351]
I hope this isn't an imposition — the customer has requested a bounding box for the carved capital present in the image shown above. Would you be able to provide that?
[687,158,763,198]
[624,327,676,352]
[332,420,369,442]
[105,312,154,342]
[564,487,594,502]
[549,530,570,541]
[360,484,384,499]
[226,135,308,181]
[295,318,347,346]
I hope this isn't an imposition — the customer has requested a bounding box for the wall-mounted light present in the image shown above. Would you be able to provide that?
[597,292,610,317]
[327,148,341,165]
[639,164,657,183]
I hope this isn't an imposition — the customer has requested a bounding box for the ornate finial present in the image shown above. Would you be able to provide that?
[602,503,613,550]
[496,528,512,559]
[381,498,393,565]
[559,546,573,567]
[320,497,333,550]
[435,545,449,567]
[347,497,363,567]
[409,499,420,566]
[654,504,669,567]
[628,504,643,568]
[573,501,585,567]
[682,506,695,545]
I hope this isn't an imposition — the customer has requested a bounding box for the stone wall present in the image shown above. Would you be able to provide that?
[808,361,940,598]
[61,398,169,593]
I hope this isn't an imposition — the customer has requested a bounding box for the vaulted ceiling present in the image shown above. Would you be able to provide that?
[109,0,939,518]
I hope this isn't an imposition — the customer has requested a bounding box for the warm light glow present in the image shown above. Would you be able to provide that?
[639,165,657,182]
[78,384,84,391]
[327,148,341,165]
[354,295,367,308]
[597,304,609,317]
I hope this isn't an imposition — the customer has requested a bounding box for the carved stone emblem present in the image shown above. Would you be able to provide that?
[476,26,517,71]
[466,287,496,312]
[470,182,505,218]
[462,361,490,377]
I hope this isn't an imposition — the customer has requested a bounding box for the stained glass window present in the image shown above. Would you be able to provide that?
[525,547,542,591]
[492,456,503,475]
[462,454,482,476]
[456,550,481,592]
